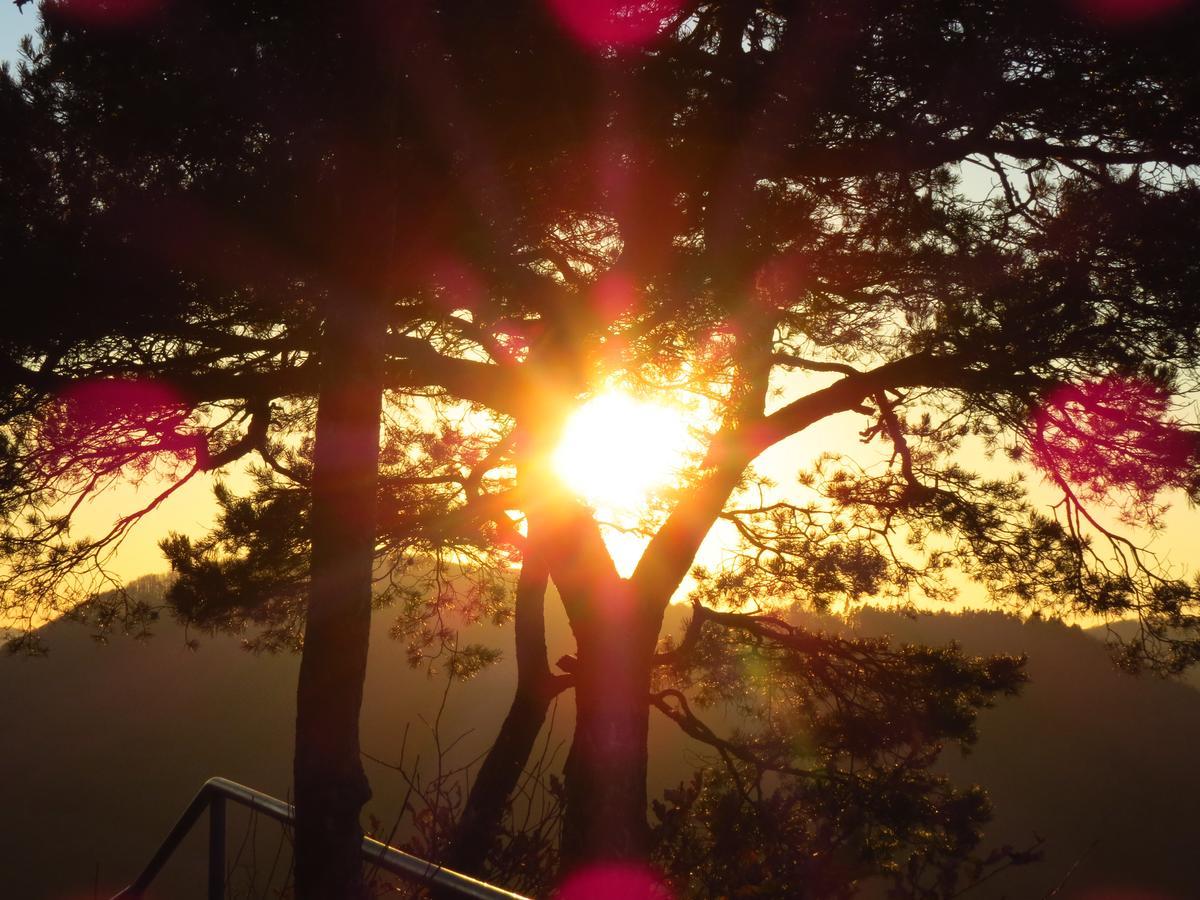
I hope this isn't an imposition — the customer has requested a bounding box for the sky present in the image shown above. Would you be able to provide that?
[0,1,32,66]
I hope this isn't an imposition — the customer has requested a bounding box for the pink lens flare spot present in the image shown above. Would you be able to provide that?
[755,250,811,308]
[53,378,196,463]
[547,0,683,49]
[557,863,673,900]
[51,0,165,27]
[593,271,639,322]
[1070,0,1189,24]
[60,378,185,427]
[1030,375,1195,504]
[427,255,487,314]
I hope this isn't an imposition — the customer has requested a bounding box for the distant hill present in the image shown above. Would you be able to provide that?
[1081,618,1200,693]
[3,588,1199,899]
[856,609,1200,900]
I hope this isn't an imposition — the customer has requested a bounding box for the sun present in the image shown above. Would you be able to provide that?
[552,392,694,516]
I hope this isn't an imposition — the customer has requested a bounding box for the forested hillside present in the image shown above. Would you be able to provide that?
[4,585,1197,899]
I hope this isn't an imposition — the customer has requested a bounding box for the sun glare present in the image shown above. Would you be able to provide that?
[553,392,693,516]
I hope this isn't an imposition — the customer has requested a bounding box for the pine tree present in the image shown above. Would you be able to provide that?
[4,2,1200,897]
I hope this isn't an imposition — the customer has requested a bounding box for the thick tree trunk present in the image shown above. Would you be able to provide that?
[444,536,555,876]
[294,301,385,900]
[559,582,659,870]
[511,409,666,874]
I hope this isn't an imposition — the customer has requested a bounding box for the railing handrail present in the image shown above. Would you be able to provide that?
[111,775,531,900]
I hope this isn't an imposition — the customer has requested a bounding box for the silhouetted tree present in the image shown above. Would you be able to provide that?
[502,2,1200,880]
[4,2,1200,898]
[0,2,595,896]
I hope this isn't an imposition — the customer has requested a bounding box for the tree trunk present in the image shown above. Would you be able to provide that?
[294,300,385,900]
[444,534,556,876]
[559,581,658,871]
[512,411,665,874]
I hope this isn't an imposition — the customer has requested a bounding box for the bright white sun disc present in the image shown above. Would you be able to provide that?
[552,393,692,512]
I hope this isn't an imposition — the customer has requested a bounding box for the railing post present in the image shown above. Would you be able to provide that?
[208,793,226,900]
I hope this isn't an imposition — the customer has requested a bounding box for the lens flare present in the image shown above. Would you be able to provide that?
[546,0,682,49]
[1030,376,1194,509]
[59,379,184,428]
[46,378,197,476]
[557,862,673,899]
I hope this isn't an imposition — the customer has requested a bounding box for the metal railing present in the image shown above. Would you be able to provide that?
[111,776,530,900]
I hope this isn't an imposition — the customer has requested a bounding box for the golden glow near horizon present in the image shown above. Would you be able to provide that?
[18,373,1200,626]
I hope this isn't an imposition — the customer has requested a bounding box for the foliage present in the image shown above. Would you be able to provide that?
[3,0,1200,895]
[645,604,1032,898]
